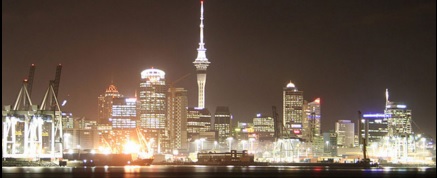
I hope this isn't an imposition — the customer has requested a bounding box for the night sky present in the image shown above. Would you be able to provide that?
[2,0,436,139]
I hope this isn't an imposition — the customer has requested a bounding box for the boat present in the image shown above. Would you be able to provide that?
[197,150,256,165]
[62,152,154,166]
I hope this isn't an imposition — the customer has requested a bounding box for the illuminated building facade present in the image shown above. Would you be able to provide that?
[253,114,275,141]
[213,106,231,143]
[303,98,321,142]
[167,88,188,152]
[63,117,99,150]
[110,97,137,129]
[98,84,123,125]
[234,122,254,141]
[335,120,355,148]
[193,0,210,109]
[384,89,412,137]
[385,102,412,137]
[138,68,167,153]
[187,107,211,141]
[362,113,389,143]
[323,131,338,156]
[283,81,304,138]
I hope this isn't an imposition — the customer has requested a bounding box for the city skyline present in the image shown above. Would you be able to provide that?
[2,0,436,139]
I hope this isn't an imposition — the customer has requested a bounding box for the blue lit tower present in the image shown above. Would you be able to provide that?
[193,0,210,109]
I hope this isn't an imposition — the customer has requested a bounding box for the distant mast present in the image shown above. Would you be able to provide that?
[193,0,210,109]
[385,88,389,109]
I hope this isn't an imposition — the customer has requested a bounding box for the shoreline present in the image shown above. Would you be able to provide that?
[3,160,435,169]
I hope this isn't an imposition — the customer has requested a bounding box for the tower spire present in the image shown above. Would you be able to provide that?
[193,0,210,109]
[199,0,205,50]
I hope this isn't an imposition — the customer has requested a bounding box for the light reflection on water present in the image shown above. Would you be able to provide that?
[2,165,435,178]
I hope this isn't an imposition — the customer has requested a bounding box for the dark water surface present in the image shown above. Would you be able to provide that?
[2,165,435,178]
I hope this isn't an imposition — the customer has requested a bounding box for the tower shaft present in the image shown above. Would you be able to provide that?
[193,0,210,109]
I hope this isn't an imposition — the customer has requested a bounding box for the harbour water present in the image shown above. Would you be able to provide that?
[2,165,435,178]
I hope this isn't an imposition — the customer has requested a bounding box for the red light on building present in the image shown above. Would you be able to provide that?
[293,130,301,134]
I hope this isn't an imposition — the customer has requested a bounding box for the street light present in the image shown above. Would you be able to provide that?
[421,138,426,153]
[195,139,200,152]
[249,138,255,154]
[241,140,248,150]
[325,141,329,153]
[64,133,70,149]
[227,137,233,152]
[200,138,206,151]
[214,141,218,150]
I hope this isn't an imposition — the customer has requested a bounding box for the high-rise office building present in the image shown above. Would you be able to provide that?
[323,131,338,157]
[362,113,389,143]
[110,97,137,129]
[303,98,321,142]
[283,81,304,138]
[167,88,188,152]
[384,89,412,137]
[253,114,275,141]
[187,107,211,141]
[213,106,231,143]
[335,120,355,148]
[138,68,167,153]
[234,122,255,141]
[193,0,210,109]
[98,84,123,125]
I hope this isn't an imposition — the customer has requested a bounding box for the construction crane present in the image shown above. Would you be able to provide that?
[272,106,291,140]
[50,64,62,110]
[26,64,36,99]
[21,64,36,110]
[136,128,153,158]
[168,73,191,97]
[53,64,62,97]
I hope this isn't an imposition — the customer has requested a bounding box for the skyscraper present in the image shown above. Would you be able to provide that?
[111,97,137,129]
[187,107,211,141]
[213,106,231,143]
[98,84,123,125]
[303,98,321,142]
[335,120,355,148]
[138,68,167,153]
[193,0,210,109]
[283,81,304,138]
[384,89,412,137]
[167,88,188,152]
[253,114,275,141]
[362,113,389,143]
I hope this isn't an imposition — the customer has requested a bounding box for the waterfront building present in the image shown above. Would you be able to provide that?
[98,84,123,125]
[253,114,275,142]
[63,117,99,150]
[323,131,338,157]
[187,107,212,141]
[335,120,355,148]
[213,106,232,143]
[167,88,188,153]
[384,89,413,137]
[303,98,321,142]
[283,81,304,138]
[362,113,389,143]
[110,97,137,129]
[138,68,168,153]
[234,122,254,142]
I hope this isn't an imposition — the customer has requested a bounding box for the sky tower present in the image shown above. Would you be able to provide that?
[193,0,210,109]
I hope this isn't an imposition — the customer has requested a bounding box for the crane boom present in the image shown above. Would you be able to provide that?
[53,64,62,97]
[27,64,36,98]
